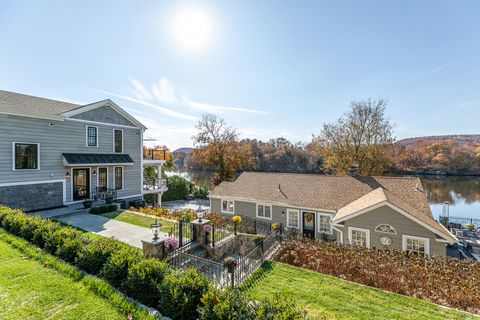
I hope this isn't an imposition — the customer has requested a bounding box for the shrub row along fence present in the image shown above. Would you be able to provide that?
[277,239,480,314]
[0,206,306,320]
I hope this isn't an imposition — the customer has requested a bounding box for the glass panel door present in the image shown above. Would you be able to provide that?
[73,168,90,201]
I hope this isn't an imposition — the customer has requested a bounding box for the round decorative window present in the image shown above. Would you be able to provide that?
[380,235,392,246]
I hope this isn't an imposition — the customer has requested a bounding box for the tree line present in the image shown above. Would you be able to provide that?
[187,99,480,186]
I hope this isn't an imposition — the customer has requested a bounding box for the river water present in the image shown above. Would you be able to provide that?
[167,170,480,220]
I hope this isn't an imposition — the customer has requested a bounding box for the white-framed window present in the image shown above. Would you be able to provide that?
[114,166,123,190]
[286,209,300,229]
[318,213,332,234]
[12,142,40,170]
[97,167,108,191]
[348,227,370,248]
[402,235,430,256]
[113,129,123,153]
[221,199,234,214]
[375,224,397,234]
[256,204,272,220]
[86,126,98,147]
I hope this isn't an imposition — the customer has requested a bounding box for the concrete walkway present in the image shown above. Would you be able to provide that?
[56,213,168,248]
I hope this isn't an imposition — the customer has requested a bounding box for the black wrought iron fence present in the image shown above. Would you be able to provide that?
[168,221,193,247]
[262,229,281,255]
[443,216,480,227]
[237,216,273,235]
[211,221,235,247]
[232,246,263,287]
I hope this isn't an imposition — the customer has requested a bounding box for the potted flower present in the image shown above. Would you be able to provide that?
[223,256,238,287]
[82,198,93,209]
[163,236,179,253]
[232,215,242,235]
[271,223,278,230]
[203,224,212,245]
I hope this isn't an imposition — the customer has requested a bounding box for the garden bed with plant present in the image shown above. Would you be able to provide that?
[0,206,305,320]
[277,239,480,315]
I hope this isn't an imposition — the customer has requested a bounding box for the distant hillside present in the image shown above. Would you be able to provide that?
[396,134,480,148]
[173,147,194,154]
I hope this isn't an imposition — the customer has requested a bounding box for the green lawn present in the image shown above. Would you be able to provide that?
[0,229,152,320]
[100,210,176,233]
[241,261,477,320]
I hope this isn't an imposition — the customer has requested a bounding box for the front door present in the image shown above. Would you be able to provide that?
[302,211,315,239]
[73,168,90,201]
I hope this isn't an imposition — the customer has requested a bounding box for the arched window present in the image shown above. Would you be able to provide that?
[375,224,397,234]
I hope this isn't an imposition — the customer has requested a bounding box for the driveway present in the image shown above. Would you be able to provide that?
[56,213,168,248]
[162,199,210,211]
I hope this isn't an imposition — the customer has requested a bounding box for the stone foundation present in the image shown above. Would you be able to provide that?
[207,233,264,261]
[0,182,63,212]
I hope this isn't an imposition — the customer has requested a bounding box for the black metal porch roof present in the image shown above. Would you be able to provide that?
[63,153,135,165]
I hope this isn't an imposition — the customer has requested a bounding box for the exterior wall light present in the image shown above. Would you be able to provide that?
[151,218,161,242]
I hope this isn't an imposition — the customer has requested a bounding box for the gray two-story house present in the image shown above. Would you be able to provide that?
[0,90,167,211]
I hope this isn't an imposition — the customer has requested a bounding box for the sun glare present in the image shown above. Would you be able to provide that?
[169,6,213,53]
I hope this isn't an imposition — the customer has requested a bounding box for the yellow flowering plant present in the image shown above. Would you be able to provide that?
[232,215,242,224]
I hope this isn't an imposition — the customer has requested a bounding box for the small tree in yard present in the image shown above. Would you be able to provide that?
[312,98,395,176]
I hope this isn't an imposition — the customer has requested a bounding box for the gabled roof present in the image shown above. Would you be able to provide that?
[210,172,456,242]
[0,90,79,120]
[0,90,146,129]
[334,187,455,242]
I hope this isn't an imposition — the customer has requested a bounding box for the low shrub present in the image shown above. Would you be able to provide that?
[124,258,169,307]
[90,204,118,215]
[57,235,91,264]
[44,227,84,256]
[192,184,209,199]
[100,246,144,289]
[76,237,124,275]
[278,239,480,314]
[31,219,58,248]
[158,268,211,320]
[198,289,307,320]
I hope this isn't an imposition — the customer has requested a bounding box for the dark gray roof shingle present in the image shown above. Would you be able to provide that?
[63,153,134,165]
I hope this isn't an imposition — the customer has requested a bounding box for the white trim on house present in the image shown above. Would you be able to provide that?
[85,125,99,147]
[402,234,430,255]
[113,166,124,191]
[12,142,40,171]
[317,212,333,234]
[332,225,344,244]
[286,208,300,229]
[256,203,273,220]
[140,130,144,195]
[348,227,371,248]
[61,99,147,130]
[334,201,455,243]
[375,224,397,234]
[221,199,235,214]
[66,118,139,129]
[0,110,64,121]
[113,128,124,154]
[209,195,336,214]
[0,179,66,204]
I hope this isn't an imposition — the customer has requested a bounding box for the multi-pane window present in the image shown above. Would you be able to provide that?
[114,129,123,153]
[114,167,123,190]
[257,204,272,219]
[375,224,397,234]
[287,209,299,229]
[98,167,108,191]
[14,143,39,170]
[350,228,369,247]
[404,236,428,256]
[318,214,332,234]
[87,126,98,147]
[221,200,234,214]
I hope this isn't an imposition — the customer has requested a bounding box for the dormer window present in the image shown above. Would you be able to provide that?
[86,126,98,147]
[113,129,123,153]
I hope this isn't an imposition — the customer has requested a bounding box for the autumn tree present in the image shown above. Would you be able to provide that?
[192,113,254,185]
[312,99,394,175]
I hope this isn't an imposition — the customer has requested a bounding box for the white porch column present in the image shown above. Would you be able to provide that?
[156,164,162,207]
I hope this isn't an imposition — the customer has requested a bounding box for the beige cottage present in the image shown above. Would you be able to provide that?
[209,172,456,256]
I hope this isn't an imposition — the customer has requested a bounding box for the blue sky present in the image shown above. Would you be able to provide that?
[1,1,479,150]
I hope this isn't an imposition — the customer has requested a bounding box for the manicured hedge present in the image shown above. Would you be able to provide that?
[278,239,480,314]
[0,206,305,320]
[90,204,118,215]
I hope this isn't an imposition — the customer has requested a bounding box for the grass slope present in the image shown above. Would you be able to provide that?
[241,261,477,320]
[101,210,175,233]
[0,229,153,320]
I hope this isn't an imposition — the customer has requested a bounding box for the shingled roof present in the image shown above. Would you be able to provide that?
[0,90,81,120]
[210,172,455,241]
